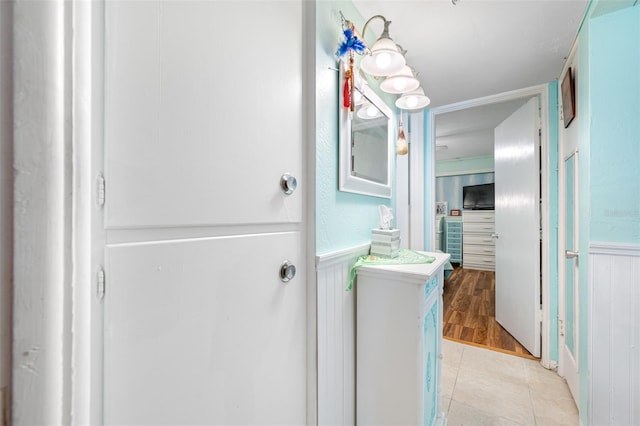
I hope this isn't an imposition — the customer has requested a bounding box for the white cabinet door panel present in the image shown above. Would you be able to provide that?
[105,1,302,228]
[104,232,305,425]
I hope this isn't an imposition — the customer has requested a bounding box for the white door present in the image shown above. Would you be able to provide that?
[560,150,579,402]
[494,97,541,358]
[102,2,306,424]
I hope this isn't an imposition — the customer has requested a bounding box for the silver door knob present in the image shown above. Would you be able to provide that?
[280,173,297,195]
[565,250,579,259]
[491,233,499,239]
[280,260,296,282]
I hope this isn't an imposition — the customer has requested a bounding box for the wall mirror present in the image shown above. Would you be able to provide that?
[339,81,393,198]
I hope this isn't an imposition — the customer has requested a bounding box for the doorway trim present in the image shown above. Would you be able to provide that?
[419,84,552,367]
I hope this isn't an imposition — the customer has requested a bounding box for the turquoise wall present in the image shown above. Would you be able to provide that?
[576,3,639,423]
[423,110,432,250]
[315,1,396,255]
[590,7,640,243]
[435,172,494,212]
[435,155,494,175]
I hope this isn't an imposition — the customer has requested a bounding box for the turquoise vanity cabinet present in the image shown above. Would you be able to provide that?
[443,216,462,264]
[355,252,450,426]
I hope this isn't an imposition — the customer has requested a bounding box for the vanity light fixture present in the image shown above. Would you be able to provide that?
[380,65,420,94]
[359,15,406,77]
[395,87,431,111]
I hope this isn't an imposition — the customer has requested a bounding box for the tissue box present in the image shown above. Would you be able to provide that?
[371,228,400,240]
[370,229,400,258]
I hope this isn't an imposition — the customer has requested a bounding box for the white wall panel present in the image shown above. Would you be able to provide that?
[589,243,640,426]
[316,244,369,426]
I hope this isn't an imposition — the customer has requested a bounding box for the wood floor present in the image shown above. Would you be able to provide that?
[443,266,536,359]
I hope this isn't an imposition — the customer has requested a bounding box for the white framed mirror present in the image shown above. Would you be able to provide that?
[339,81,393,198]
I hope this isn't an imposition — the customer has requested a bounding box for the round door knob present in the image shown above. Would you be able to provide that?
[280,173,297,195]
[280,260,296,283]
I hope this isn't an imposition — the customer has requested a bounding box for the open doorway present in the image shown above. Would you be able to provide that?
[421,85,553,366]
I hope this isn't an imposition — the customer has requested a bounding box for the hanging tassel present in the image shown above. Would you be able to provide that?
[342,71,351,108]
[343,68,352,109]
[349,52,356,112]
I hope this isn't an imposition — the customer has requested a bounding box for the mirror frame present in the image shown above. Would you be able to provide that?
[339,82,393,198]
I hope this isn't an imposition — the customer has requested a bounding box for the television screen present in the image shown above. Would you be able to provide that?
[463,183,495,210]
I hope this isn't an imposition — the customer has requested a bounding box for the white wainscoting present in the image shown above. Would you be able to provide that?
[589,242,640,426]
[316,244,369,426]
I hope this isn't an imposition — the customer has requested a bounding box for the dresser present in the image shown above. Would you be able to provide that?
[443,216,462,264]
[462,210,495,271]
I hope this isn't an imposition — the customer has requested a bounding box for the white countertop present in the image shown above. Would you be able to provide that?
[356,251,451,284]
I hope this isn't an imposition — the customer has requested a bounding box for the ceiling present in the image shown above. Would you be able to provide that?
[351,0,589,160]
[433,96,531,160]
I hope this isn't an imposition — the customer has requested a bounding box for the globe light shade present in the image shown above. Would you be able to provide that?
[357,102,382,120]
[360,37,406,77]
[395,87,431,111]
[380,65,420,94]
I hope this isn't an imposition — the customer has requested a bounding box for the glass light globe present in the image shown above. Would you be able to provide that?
[406,96,418,108]
[375,52,391,69]
[393,79,406,92]
[380,66,420,94]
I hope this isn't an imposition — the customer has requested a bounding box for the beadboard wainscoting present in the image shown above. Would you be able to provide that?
[589,242,640,426]
[316,244,369,426]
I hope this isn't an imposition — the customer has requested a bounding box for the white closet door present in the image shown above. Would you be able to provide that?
[494,97,541,358]
[104,0,302,229]
[102,1,306,424]
[105,233,305,425]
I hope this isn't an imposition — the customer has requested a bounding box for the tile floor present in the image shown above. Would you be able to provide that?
[442,340,579,425]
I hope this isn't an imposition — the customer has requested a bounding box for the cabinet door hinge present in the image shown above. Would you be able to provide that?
[559,319,565,337]
[97,173,106,208]
[536,307,543,326]
[97,267,106,300]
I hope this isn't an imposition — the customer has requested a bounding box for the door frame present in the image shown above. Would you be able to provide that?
[556,39,580,403]
[558,147,580,402]
[417,84,552,367]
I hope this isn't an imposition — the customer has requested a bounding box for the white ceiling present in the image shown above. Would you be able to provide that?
[433,97,531,160]
[351,0,589,160]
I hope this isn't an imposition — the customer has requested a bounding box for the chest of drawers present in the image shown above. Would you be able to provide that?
[462,210,495,271]
[443,216,462,264]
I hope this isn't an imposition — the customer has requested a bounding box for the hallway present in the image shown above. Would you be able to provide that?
[442,340,578,425]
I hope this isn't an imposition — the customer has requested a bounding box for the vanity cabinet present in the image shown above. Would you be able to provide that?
[462,210,495,271]
[443,216,462,264]
[355,252,450,426]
